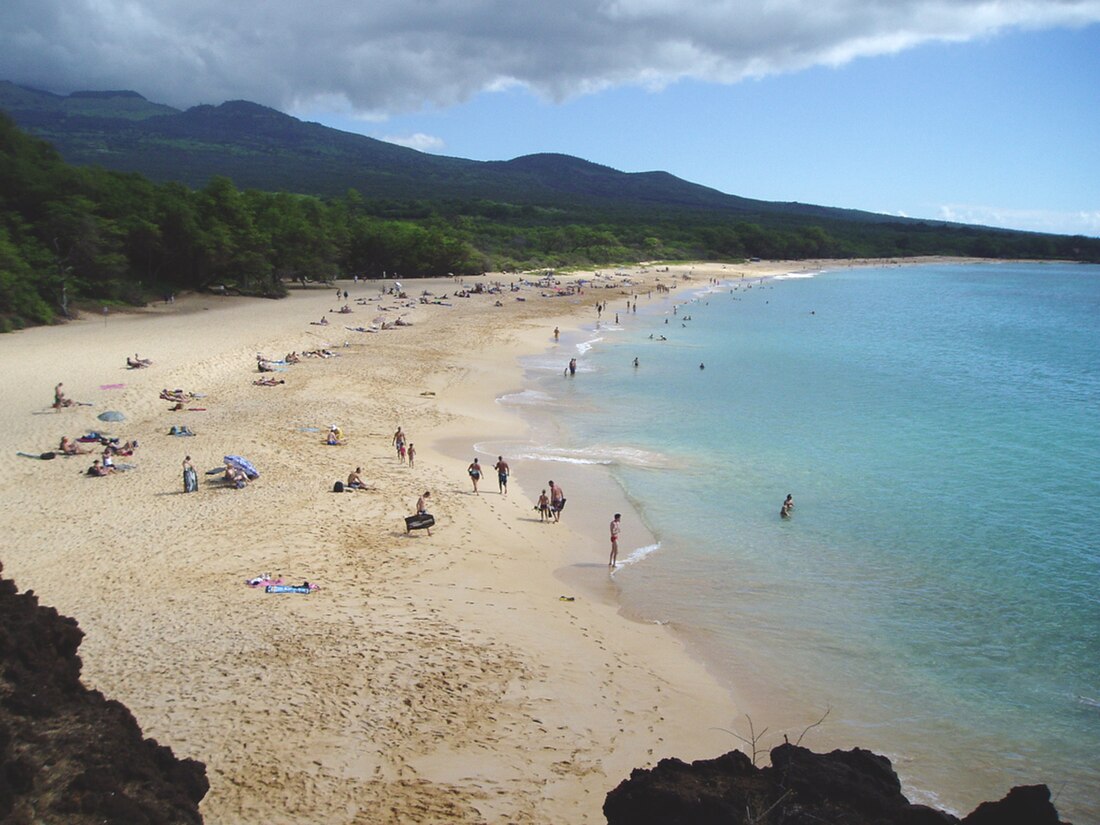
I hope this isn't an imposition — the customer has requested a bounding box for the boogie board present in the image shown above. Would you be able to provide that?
[405,514,435,531]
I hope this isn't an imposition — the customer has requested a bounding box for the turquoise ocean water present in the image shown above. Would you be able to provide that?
[505,262,1100,820]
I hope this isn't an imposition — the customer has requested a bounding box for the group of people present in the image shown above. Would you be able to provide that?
[52,383,85,409]
[535,480,565,523]
[84,437,138,477]
[392,427,415,466]
[465,456,510,495]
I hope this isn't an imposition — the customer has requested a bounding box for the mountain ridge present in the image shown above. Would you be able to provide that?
[0,80,941,228]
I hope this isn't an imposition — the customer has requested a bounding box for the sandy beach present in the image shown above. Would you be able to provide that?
[0,258,945,823]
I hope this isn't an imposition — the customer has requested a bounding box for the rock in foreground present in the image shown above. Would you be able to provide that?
[0,563,208,824]
[604,743,1069,825]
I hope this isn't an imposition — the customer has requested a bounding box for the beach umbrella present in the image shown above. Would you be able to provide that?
[224,455,260,479]
[97,410,126,422]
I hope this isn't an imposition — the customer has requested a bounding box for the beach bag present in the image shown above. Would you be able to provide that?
[333,480,344,493]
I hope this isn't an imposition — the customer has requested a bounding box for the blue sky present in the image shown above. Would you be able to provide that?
[305,25,1100,236]
[3,1,1098,236]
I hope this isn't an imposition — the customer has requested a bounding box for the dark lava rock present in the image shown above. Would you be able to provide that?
[605,743,1070,825]
[0,562,208,824]
[961,784,1067,825]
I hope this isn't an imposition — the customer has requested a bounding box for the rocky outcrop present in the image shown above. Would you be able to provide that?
[0,562,208,824]
[604,743,1070,825]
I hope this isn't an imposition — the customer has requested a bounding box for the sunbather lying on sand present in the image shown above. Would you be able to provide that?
[160,388,195,402]
[253,377,286,386]
[103,440,137,457]
[126,353,152,368]
[59,436,91,455]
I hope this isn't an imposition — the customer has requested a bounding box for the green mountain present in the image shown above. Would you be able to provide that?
[0,81,917,225]
[2,84,1098,333]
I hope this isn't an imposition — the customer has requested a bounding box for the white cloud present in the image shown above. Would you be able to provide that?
[380,132,446,152]
[2,1,1099,116]
[938,204,1100,237]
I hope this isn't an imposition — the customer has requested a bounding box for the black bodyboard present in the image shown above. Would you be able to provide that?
[405,514,435,531]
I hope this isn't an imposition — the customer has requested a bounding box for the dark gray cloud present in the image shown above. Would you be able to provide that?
[3,0,1099,113]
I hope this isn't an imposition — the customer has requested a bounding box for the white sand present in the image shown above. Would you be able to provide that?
[0,258,970,822]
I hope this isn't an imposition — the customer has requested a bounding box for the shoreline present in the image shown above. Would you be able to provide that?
[0,257,1025,823]
[1,264,745,823]
[513,257,1099,822]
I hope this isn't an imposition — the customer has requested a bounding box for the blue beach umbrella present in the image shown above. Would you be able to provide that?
[224,455,259,479]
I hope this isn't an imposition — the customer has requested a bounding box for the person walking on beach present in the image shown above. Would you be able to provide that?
[468,458,483,493]
[569,358,577,376]
[553,326,560,341]
[609,513,622,568]
[412,491,432,535]
[407,443,416,468]
[536,489,551,521]
[549,480,565,522]
[494,456,510,495]
[392,426,406,460]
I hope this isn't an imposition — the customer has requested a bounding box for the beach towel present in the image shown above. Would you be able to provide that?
[265,584,317,594]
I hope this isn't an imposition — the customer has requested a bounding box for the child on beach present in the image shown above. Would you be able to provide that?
[536,489,551,522]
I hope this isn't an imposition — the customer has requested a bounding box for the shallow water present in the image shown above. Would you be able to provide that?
[505,262,1100,820]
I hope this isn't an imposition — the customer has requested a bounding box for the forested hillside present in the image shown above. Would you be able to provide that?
[2,103,1098,331]
[0,114,485,329]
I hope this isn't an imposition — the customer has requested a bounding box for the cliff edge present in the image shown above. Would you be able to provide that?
[0,562,208,824]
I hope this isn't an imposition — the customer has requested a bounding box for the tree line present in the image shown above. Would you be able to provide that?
[2,112,1097,331]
